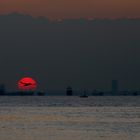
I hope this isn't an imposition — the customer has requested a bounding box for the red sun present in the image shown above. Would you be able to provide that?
[18,77,37,91]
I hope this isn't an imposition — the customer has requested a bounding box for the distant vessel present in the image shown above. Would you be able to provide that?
[80,90,88,98]
[79,94,88,98]
[79,95,88,98]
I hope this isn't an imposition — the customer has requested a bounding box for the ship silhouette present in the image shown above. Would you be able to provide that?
[20,81,35,86]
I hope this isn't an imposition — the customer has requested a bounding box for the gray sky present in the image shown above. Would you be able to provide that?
[0,13,140,92]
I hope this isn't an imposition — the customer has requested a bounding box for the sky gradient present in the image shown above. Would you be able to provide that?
[0,0,140,20]
[0,1,140,92]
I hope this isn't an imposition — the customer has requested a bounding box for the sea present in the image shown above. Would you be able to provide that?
[0,96,140,140]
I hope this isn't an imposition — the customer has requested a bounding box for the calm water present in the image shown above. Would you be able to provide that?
[0,96,140,140]
[0,96,140,107]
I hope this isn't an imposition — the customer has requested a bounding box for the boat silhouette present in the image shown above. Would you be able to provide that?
[79,94,88,98]
[79,90,88,98]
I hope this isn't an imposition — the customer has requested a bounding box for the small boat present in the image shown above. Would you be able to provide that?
[79,94,88,98]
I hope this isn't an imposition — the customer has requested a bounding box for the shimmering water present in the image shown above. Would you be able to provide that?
[0,96,140,140]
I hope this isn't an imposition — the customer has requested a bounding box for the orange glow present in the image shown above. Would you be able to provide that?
[0,0,140,19]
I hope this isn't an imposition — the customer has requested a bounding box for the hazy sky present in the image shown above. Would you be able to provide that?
[0,14,140,91]
[0,1,140,92]
[0,0,140,19]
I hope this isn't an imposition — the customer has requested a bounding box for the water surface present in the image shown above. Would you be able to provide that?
[0,96,140,140]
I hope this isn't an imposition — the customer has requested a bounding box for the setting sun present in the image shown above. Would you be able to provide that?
[18,77,37,91]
